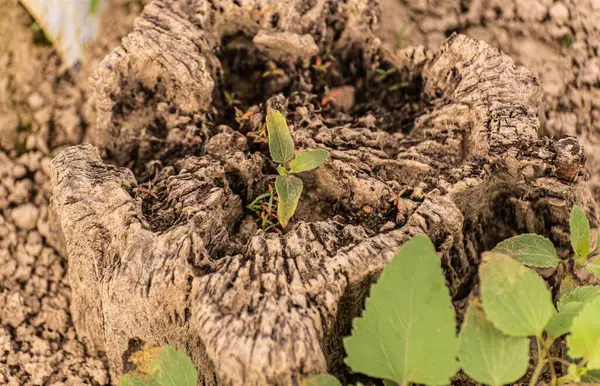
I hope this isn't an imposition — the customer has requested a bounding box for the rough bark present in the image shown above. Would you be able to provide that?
[51,0,597,385]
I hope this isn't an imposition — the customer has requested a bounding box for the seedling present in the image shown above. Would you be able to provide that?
[312,57,332,75]
[391,189,405,207]
[235,107,254,127]
[265,108,330,227]
[135,181,158,200]
[246,184,280,232]
[388,81,410,91]
[262,62,285,79]
[320,86,339,106]
[224,91,241,107]
[247,122,268,144]
[375,67,397,82]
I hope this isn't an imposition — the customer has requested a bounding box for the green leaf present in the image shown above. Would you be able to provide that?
[582,370,600,382]
[492,234,560,268]
[545,302,584,338]
[558,286,600,311]
[266,108,295,164]
[120,375,159,386]
[275,175,303,227]
[289,149,330,173]
[119,345,197,386]
[343,236,459,385]
[566,297,600,369]
[550,286,600,338]
[302,374,342,386]
[570,204,591,261]
[587,259,600,279]
[480,252,555,337]
[276,165,288,176]
[458,301,529,386]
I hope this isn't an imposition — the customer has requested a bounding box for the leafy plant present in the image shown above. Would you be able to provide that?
[120,345,197,386]
[306,203,600,386]
[266,108,330,227]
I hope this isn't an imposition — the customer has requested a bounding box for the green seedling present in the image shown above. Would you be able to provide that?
[224,90,241,107]
[375,67,397,82]
[235,107,254,128]
[246,184,281,233]
[119,345,197,386]
[247,122,268,144]
[262,62,285,79]
[266,108,330,227]
[312,57,332,76]
[388,81,410,91]
[320,86,339,106]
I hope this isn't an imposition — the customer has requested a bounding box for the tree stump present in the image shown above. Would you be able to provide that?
[51,0,597,384]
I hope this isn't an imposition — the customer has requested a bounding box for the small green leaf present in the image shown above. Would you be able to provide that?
[344,236,459,385]
[458,301,529,386]
[492,234,560,268]
[119,345,197,386]
[289,149,330,173]
[558,286,600,311]
[566,297,600,369]
[276,175,303,227]
[545,302,584,338]
[570,204,591,261]
[266,108,295,164]
[302,374,342,386]
[276,165,288,176]
[480,252,555,337]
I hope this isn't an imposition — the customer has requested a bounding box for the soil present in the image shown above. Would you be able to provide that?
[0,1,144,384]
[1,0,600,385]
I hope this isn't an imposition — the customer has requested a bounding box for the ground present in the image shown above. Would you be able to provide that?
[0,0,599,385]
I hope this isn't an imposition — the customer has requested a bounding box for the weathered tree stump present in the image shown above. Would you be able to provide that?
[51,0,597,384]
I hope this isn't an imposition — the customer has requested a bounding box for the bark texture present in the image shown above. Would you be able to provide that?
[51,0,597,385]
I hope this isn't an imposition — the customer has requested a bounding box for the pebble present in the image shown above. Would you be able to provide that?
[549,2,569,24]
[27,92,45,110]
[12,164,27,179]
[11,204,40,231]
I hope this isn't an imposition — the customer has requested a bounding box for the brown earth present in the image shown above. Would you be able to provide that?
[1,0,600,385]
[0,1,143,384]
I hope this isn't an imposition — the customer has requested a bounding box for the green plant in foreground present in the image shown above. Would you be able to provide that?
[307,203,600,386]
[119,345,197,386]
[265,108,330,227]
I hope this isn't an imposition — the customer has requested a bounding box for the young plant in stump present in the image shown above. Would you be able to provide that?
[266,108,330,227]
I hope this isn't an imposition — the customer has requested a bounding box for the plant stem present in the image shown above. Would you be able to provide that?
[528,336,547,386]
[551,356,573,368]
[542,338,557,385]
